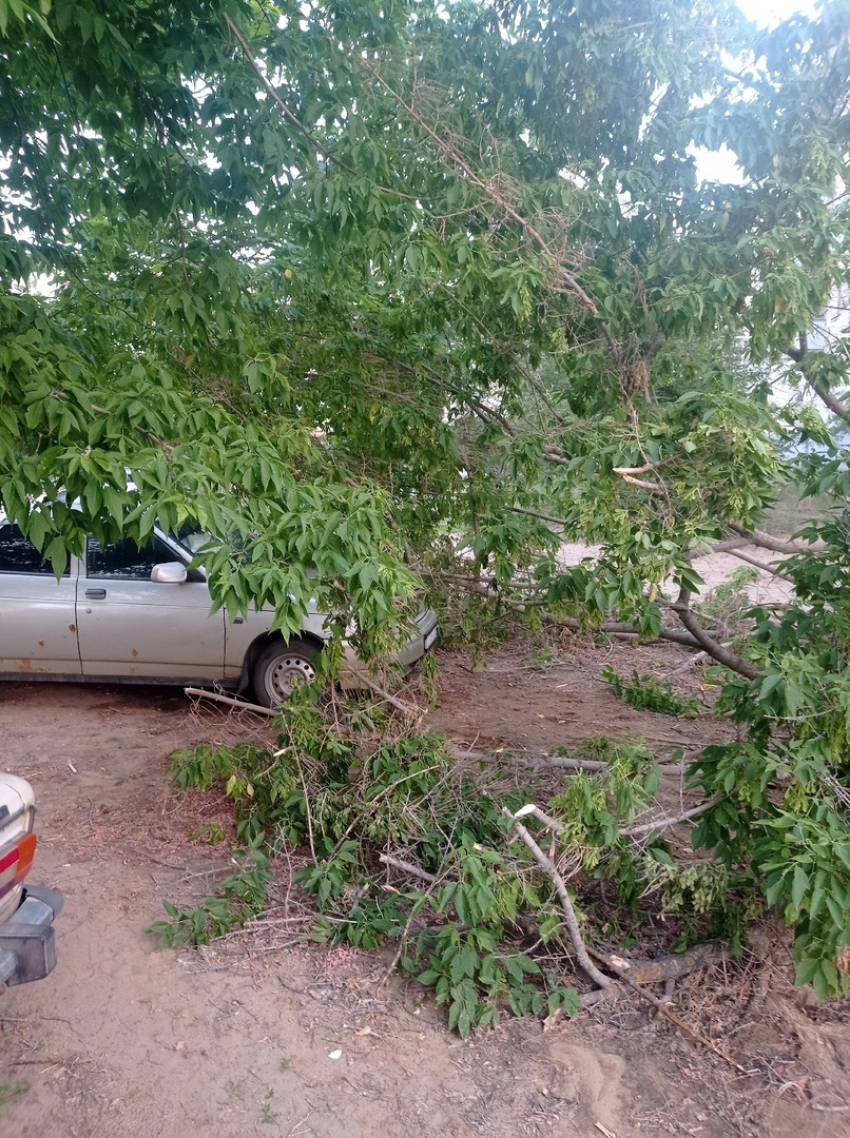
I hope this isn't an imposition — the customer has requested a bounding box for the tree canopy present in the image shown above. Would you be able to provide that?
[3,0,850,994]
[1,0,846,619]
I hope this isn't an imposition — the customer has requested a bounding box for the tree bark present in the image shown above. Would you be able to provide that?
[728,524,825,555]
[673,588,760,679]
[541,612,704,649]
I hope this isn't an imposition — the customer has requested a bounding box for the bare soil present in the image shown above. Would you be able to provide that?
[2,637,849,1138]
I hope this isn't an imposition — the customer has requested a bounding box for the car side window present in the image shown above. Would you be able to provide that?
[0,524,71,576]
[86,535,178,580]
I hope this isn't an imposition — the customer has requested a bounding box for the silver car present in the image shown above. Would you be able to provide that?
[0,519,438,706]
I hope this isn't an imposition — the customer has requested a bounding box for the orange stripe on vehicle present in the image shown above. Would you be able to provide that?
[0,832,36,880]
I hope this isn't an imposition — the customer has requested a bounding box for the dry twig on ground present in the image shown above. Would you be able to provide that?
[185,686,277,717]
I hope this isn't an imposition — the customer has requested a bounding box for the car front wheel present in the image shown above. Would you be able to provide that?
[252,638,323,708]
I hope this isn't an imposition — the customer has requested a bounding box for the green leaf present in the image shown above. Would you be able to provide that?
[759,673,782,702]
[790,865,809,913]
[764,873,786,909]
[794,955,820,987]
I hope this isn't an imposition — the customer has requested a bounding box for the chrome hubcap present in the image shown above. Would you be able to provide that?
[266,653,316,703]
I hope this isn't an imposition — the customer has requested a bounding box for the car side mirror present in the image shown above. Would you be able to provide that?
[150,562,188,585]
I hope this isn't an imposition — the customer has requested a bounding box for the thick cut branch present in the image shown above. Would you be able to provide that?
[812,382,850,423]
[186,677,418,719]
[728,524,825,555]
[454,574,705,648]
[663,648,718,677]
[349,671,422,717]
[541,612,703,649]
[512,803,568,831]
[581,943,720,1006]
[585,947,750,1073]
[674,588,759,680]
[618,473,662,491]
[454,747,609,772]
[613,455,678,476]
[511,795,717,840]
[453,745,691,775]
[688,537,750,560]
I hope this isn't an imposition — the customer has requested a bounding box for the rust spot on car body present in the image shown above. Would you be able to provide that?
[69,623,76,632]
[131,648,138,658]
[38,640,45,647]
[19,658,46,674]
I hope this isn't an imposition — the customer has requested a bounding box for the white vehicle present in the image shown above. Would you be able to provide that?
[0,518,439,706]
[0,773,62,986]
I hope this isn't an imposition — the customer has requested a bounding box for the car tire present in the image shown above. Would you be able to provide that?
[251,638,323,708]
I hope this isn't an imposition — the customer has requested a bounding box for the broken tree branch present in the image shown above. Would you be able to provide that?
[810,381,850,423]
[350,671,422,717]
[452,745,691,775]
[786,334,850,424]
[381,824,737,1068]
[664,648,713,677]
[506,505,570,527]
[455,747,609,772]
[359,57,602,319]
[512,803,569,831]
[613,455,679,476]
[728,524,825,555]
[186,678,418,720]
[618,473,662,491]
[503,809,612,989]
[509,795,716,841]
[379,853,438,885]
[451,573,707,649]
[585,947,750,1073]
[184,687,277,717]
[622,798,720,837]
[224,15,420,203]
[674,588,760,679]
[687,537,751,560]
[541,612,703,649]
[727,547,793,582]
[583,943,719,1000]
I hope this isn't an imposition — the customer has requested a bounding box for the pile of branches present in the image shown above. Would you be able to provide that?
[156,690,745,1044]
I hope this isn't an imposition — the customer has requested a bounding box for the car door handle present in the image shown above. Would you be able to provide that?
[85,588,107,599]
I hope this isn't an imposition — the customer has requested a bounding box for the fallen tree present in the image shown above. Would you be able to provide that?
[155,692,741,1038]
[3,0,850,1005]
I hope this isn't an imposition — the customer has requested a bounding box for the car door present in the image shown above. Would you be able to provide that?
[0,522,82,675]
[75,533,225,680]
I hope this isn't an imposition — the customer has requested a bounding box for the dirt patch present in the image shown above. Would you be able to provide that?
[1,652,849,1138]
[428,639,733,755]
